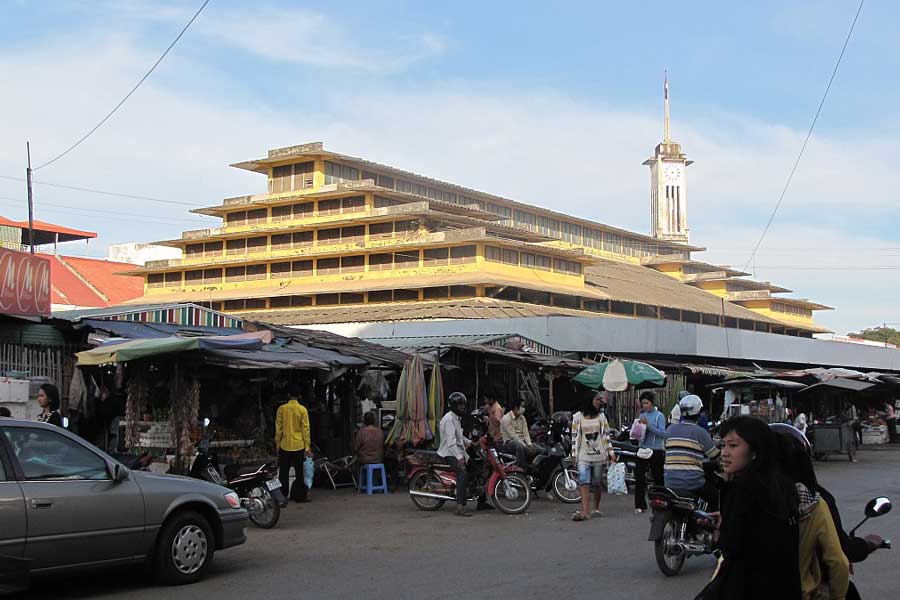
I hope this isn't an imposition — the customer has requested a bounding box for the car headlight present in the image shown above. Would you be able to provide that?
[224,492,241,509]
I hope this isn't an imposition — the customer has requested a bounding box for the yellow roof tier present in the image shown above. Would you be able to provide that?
[126,272,611,304]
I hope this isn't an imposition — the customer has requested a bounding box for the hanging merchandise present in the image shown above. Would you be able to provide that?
[386,353,430,446]
[427,354,444,449]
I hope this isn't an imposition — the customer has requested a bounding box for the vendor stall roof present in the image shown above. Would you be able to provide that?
[798,379,876,393]
[76,333,267,366]
[246,322,411,369]
[80,318,242,339]
[709,378,807,390]
[411,342,589,370]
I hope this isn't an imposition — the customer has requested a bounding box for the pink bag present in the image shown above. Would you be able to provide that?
[629,419,646,441]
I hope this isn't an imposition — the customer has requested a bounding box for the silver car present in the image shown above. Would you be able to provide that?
[0,419,248,588]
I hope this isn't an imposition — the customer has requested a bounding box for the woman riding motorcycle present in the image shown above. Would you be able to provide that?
[772,423,882,600]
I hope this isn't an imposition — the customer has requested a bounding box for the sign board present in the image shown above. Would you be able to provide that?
[0,247,51,317]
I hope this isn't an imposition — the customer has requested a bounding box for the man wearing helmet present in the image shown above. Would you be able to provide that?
[437,392,474,517]
[663,394,720,509]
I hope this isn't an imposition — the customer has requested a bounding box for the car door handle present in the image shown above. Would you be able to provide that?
[30,499,53,509]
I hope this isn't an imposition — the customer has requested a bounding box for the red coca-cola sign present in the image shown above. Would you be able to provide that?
[0,247,51,317]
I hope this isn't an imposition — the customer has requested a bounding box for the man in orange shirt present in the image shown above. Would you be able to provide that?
[486,391,503,445]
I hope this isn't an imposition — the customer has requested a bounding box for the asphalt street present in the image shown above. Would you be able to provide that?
[25,448,900,599]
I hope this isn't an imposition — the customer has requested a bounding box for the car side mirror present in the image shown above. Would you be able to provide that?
[113,463,130,483]
[865,497,892,518]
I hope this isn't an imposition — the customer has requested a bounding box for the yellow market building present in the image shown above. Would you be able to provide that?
[127,92,831,337]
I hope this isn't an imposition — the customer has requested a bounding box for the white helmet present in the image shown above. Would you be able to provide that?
[678,394,703,417]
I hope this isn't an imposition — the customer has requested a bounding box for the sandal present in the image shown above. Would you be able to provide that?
[591,510,604,518]
[572,512,589,522]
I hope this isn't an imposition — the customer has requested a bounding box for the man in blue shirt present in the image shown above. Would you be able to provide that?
[635,391,667,513]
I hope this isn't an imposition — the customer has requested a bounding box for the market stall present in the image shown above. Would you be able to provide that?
[708,378,805,423]
[73,327,389,474]
[797,378,875,461]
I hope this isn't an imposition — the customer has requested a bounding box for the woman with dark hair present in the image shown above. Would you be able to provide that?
[570,392,615,522]
[697,416,801,600]
[776,431,849,600]
[36,383,63,427]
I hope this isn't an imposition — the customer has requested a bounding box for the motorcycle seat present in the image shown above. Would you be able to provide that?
[413,450,457,468]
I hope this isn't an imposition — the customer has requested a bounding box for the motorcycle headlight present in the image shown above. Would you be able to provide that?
[224,492,241,509]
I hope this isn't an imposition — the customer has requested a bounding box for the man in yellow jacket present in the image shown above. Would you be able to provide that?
[276,385,312,502]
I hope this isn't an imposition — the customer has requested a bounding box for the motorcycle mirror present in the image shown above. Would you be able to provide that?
[203,417,211,427]
[865,497,892,518]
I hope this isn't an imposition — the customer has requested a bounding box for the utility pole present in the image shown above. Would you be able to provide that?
[26,142,35,254]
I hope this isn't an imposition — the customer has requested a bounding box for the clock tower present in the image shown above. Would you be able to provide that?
[644,75,692,244]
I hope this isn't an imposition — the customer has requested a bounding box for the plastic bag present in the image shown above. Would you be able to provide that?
[303,456,315,489]
[629,418,647,442]
[607,462,627,495]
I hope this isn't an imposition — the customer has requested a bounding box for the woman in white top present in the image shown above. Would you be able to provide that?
[571,392,616,521]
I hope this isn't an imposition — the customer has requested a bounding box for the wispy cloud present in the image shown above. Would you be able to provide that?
[198,6,446,72]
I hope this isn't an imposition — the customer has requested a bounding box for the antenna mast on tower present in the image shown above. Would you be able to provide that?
[664,71,671,142]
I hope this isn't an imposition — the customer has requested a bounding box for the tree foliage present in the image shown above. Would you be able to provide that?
[848,326,900,347]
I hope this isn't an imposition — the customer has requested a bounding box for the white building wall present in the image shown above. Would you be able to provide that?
[300,315,900,372]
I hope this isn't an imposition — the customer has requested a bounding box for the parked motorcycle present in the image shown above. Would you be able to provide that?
[189,419,284,529]
[647,484,717,576]
[407,435,532,515]
[498,441,580,503]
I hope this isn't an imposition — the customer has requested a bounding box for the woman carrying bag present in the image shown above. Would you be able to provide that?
[570,391,616,522]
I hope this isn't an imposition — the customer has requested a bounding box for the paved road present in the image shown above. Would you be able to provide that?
[27,449,900,599]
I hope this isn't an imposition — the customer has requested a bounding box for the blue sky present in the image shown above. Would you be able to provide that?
[0,0,897,334]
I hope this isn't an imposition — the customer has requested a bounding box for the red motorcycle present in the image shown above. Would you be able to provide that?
[407,436,532,515]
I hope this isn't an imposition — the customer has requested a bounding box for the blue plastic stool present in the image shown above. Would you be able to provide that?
[357,463,388,495]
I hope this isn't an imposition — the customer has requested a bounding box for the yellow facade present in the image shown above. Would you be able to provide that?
[129,143,831,334]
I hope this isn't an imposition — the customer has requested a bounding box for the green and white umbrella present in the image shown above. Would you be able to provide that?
[573,359,666,392]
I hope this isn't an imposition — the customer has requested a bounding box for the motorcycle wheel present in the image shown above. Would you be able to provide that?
[654,515,685,576]
[409,471,446,511]
[247,486,280,529]
[492,474,532,514]
[551,468,581,504]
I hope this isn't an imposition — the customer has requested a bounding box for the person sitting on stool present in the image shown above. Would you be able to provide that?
[355,411,384,466]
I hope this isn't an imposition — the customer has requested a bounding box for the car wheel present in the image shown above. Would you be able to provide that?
[155,510,215,586]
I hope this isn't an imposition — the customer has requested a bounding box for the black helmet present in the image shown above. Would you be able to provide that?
[448,392,467,415]
[770,422,811,454]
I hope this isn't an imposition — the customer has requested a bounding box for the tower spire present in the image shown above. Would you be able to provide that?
[664,71,670,142]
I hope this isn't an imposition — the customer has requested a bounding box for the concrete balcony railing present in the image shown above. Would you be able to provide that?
[726,290,772,301]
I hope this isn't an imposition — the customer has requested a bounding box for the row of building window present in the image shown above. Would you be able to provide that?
[772,302,813,318]
[198,282,796,337]
[226,195,366,227]
[210,285,480,311]
[483,245,582,275]
[186,219,422,258]
[149,245,480,287]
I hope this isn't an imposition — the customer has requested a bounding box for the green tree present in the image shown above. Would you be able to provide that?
[848,326,900,347]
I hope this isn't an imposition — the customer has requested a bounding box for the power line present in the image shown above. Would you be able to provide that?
[0,196,207,225]
[33,0,211,171]
[742,0,865,272]
[0,174,201,207]
[753,265,899,271]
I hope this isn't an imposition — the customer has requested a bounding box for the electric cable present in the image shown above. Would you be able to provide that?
[742,0,865,272]
[33,0,211,171]
[0,174,201,207]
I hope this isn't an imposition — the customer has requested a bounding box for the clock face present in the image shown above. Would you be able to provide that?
[663,164,682,183]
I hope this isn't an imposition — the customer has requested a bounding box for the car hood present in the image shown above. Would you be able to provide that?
[130,469,232,503]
